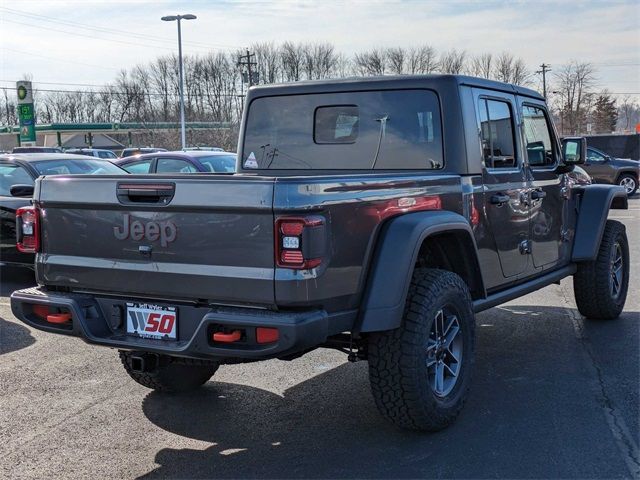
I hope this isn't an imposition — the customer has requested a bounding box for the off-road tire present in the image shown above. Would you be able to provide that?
[618,173,638,197]
[119,351,219,392]
[367,268,475,431]
[574,220,629,320]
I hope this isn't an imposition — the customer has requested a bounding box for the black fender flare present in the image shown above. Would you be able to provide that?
[572,184,628,262]
[356,210,484,334]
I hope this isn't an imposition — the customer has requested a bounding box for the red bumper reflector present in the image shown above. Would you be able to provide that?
[213,330,242,343]
[256,327,279,344]
[47,313,72,324]
[32,304,50,319]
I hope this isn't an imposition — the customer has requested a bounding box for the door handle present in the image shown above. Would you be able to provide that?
[531,190,547,200]
[490,193,510,205]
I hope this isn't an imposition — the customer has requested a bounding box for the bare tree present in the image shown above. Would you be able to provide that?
[407,45,438,74]
[469,53,493,79]
[353,48,388,76]
[280,41,304,81]
[252,42,280,84]
[553,61,597,135]
[387,47,406,74]
[438,49,466,74]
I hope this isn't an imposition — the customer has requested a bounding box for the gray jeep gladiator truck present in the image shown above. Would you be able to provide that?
[11,75,630,431]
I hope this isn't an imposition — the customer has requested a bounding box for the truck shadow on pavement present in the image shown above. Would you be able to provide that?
[0,317,35,355]
[139,304,638,479]
[0,266,37,355]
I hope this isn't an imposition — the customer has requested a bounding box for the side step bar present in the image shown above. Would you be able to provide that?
[473,265,577,313]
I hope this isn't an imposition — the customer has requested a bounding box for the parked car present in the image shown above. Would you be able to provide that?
[0,153,127,268]
[120,147,168,158]
[10,75,630,432]
[567,165,592,186]
[12,146,63,154]
[115,150,236,174]
[65,148,118,160]
[582,147,639,196]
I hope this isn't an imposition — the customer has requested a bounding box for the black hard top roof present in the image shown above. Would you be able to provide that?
[247,74,543,101]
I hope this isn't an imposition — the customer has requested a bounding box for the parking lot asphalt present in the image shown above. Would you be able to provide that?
[0,198,638,479]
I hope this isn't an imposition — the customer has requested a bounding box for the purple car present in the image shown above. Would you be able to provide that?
[114,150,236,174]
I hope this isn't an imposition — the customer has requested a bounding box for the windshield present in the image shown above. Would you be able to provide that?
[198,154,236,173]
[242,89,443,170]
[31,159,126,176]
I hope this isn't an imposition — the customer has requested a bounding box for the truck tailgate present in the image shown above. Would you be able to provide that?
[35,175,276,306]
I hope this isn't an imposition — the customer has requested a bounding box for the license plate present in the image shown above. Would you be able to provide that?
[126,303,177,340]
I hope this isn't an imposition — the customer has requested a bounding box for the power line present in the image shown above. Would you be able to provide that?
[0,86,241,98]
[2,18,183,52]
[0,47,121,71]
[0,7,241,51]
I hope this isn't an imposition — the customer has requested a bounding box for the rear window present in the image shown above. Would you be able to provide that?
[242,89,443,170]
[199,154,236,173]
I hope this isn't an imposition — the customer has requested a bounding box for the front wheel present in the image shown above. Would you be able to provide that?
[367,269,475,431]
[574,220,629,320]
[618,174,638,197]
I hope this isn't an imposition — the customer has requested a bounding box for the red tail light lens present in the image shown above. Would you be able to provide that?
[275,216,325,269]
[16,206,40,253]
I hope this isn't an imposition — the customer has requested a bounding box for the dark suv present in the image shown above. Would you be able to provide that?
[584,147,639,196]
[11,75,630,431]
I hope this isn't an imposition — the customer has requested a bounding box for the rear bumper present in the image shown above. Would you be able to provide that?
[10,287,345,360]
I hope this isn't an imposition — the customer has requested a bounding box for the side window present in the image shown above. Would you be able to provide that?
[156,158,198,173]
[123,159,153,174]
[98,151,115,159]
[522,105,557,167]
[0,164,34,196]
[478,98,517,169]
[587,149,606,162]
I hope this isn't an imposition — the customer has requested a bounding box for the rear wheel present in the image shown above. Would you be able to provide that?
[574,220,629,320]
[367,269,475,431]
[119,351,219,392]
[618,174,638,196]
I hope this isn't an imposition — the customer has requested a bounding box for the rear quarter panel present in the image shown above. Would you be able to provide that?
[273,173,465,312]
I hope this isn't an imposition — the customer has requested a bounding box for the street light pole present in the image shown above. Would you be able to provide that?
[161,14,197,150]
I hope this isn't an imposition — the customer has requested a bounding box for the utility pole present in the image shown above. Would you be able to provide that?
[238,49,257,87]
[536,63,551,99]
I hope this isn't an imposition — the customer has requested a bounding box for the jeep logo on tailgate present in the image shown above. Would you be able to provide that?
[114,214,177,247]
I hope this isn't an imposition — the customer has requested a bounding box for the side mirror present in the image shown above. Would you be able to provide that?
[10,184,34,197]
[561,137,586,165]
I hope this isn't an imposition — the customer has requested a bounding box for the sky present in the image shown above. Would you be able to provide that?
[0,0,639,100]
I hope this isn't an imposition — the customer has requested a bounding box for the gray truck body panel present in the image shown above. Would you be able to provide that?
[11,74,627,361]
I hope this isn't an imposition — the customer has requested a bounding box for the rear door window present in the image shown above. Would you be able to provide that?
[478,98,517,169]
[242,89,443,170]
[156,158,198,173]
[122,159,153,174]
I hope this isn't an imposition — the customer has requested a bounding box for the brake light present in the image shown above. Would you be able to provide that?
[16,206,40,253]
[275,216,325,269]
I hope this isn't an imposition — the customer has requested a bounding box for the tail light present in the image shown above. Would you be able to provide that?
[275,216,326,269]
[16,205,40,253]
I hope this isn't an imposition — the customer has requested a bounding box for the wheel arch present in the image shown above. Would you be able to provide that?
[572,184,628,262]
[356,210,485,334]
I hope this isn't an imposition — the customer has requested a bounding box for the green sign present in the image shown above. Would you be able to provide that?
[18,103,36,142]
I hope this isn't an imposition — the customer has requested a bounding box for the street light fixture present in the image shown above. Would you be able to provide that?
[161,13,197,150]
